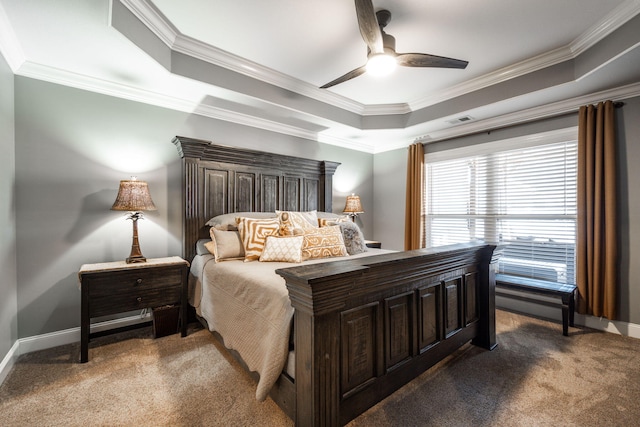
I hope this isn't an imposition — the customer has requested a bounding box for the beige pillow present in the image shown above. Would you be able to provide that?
[318,215,351,227]
[259,236,304,263]
[237,217,281,261]
[277,211,318,235]
[208,229,245,261]
[301,225,348,260]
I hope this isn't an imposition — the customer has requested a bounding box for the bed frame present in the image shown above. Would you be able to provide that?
[173,136,498,426]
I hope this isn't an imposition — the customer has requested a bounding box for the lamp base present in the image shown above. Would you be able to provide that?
[125,213,147,263]
[126,255,147,264]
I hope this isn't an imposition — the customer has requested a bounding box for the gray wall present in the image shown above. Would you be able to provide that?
[372,96,640,324]
[13,77,373,338]
[0,52,18,361]
[373,148,406,251]
[6,72,640,345]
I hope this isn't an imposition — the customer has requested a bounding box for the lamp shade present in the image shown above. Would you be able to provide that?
[343,194,364,215]
[111,179,157,212]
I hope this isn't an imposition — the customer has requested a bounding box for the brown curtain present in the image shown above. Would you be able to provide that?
[576,100,617,319]
[405,143,424,250]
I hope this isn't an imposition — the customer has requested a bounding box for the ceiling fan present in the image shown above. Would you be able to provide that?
[320,0,468,89]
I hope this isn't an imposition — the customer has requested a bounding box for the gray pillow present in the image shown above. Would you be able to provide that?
[339,221,368,255]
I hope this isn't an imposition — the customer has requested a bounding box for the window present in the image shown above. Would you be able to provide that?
[424,129,577,284]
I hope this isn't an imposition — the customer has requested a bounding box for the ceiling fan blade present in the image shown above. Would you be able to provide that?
[354,0,383,54]
[320,65,367,89]
[396,53,468,69]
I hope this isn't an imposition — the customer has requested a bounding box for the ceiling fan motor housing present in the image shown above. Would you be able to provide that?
[366,31,396,57]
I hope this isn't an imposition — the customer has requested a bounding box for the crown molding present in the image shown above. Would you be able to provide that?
[571,0,640,55]
[17,61,197,113]
[0,2,26,72]
[409,46,573,112]
[115,0,178,46]
[413,81,640,146]
[317,133,375,154]
[17,61,358,150]
[362,103,412,116]
[193,103,319,142]
[403,0,640,112]
[120,0,640,118]
[117,0,366,115]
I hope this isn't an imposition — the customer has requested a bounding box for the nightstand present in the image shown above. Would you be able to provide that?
[365,240,382,249]
[78,256,189,363]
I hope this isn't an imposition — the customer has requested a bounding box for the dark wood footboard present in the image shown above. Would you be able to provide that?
[277,242,497,426]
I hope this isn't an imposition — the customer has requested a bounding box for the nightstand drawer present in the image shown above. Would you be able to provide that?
[87,268,182,297]
[90,286,181,317]
[79,256,189,363]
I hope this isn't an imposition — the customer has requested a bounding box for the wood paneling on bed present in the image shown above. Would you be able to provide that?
[277,243,497,425]
[173,136,339,261]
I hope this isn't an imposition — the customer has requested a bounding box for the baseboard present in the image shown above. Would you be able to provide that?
[2,303,639,387]
[0,339,19,386]
[0,312,152,386]
[497,295,640,339]
[579,315,640,338]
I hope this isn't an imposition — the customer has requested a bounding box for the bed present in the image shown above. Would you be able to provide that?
[173,136,498,426]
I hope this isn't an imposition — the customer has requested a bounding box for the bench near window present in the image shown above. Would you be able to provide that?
[495,273,577,336]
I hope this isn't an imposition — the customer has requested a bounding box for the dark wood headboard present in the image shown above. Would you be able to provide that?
[172,136,341,261]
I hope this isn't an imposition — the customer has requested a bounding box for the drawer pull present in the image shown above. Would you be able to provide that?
[135,278,143,285]
[136,297,142,303]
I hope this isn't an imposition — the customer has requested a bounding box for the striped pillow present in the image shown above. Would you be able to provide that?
[237,217,280,262]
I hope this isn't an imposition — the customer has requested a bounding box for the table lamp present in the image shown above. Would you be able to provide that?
[111,177,157,263]
[343,193,364,222]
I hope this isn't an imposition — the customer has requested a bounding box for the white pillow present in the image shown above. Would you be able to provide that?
[277,210,318,235]
[259,236,304,263]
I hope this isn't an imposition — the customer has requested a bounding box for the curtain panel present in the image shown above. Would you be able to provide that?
[405,143,424,250]
[577,100,618,319]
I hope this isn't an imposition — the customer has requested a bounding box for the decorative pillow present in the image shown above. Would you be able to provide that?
[208,229,245,261]
[318,215,350,227]
[301,225,348,260]
[237,217,281,261]
[203,240,216,255]
[339,221,368,255]
[277,211,318,235]
[206,212,277,230]
[316,211,344,219]
[196,239,213,256]
[259,236,304,263]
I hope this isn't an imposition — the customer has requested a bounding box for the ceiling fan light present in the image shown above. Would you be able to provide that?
[366,54,396,76]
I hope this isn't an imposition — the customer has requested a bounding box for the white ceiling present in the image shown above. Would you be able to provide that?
[1,0,640,153]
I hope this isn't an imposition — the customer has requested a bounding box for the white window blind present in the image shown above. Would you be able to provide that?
[424,134,577,284]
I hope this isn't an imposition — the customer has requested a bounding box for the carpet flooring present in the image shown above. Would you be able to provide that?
[1,310,640,426]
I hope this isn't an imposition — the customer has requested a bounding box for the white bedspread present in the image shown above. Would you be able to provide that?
[189,250,389,401]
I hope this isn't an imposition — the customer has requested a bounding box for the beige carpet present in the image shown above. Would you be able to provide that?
[2,310,640,426]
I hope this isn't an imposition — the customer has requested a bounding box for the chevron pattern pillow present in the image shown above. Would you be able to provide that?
[259,236,304,263]
[237,217,280,261]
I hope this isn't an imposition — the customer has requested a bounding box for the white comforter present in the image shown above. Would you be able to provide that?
[189,250,388,401]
